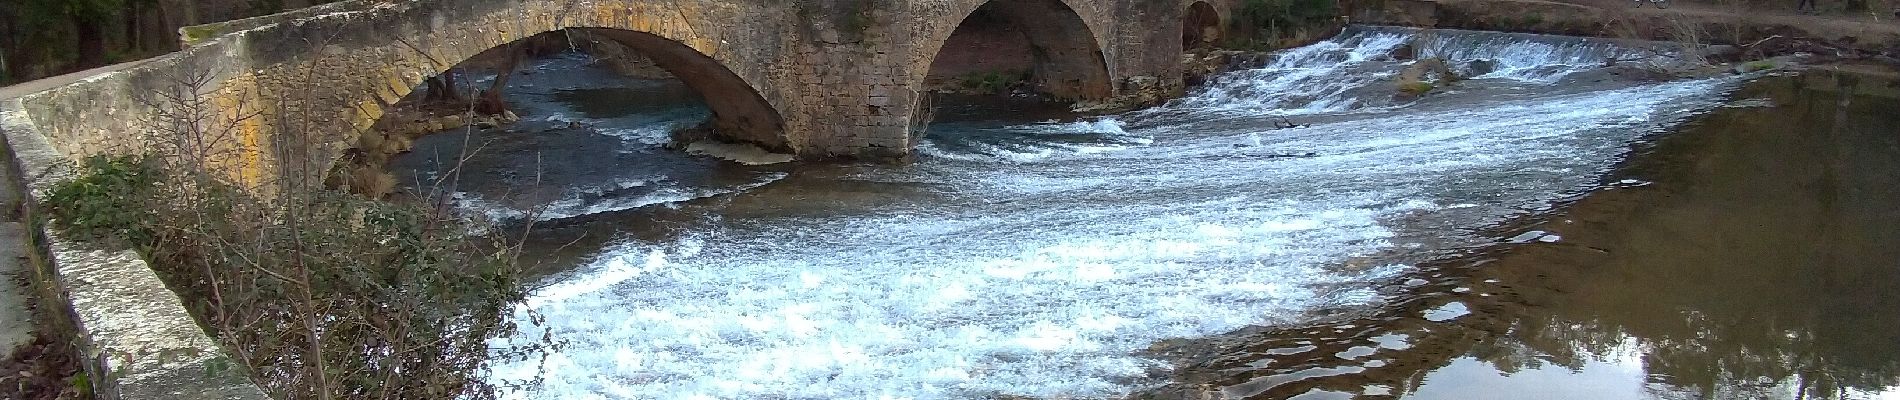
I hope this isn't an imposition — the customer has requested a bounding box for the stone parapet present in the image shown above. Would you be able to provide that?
[0,100,271,400]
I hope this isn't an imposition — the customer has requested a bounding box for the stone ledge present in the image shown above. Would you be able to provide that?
[178,0,366,47]
[0,99,271,400]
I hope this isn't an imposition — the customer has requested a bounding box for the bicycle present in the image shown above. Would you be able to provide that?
[1633,0,1670,9]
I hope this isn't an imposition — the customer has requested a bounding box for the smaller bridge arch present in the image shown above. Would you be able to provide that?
[919,0,1115,101]
[1183,1,1224,49]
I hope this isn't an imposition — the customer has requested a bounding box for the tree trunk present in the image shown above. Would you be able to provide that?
[145,3,175,53]
[475,44,523,115]
[424,72,465,104]
[74,15,107,69]
[441,71,465,103]
[126,0,143,54]
[0,12,14,82]
[180,0,200,26]
[424,77,447,102]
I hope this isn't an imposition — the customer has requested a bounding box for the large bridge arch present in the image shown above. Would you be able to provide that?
[146,0,802,187]
[294,0,797,174]
[916,0,1116,101]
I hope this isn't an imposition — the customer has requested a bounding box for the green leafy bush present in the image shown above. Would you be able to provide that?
[1742,60,1777,72]
[44,156,160,243]
[960,70,1028,95]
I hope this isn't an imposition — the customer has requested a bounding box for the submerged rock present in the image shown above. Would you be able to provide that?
[1461,59,1500,77]
[1394,58,1456,100]
[1388,43,1417,61]
[684,141,796,165]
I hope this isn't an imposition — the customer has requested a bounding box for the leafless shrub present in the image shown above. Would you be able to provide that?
[909,93,936,142]
[49,47,556,400]
[1664,16,1712,66]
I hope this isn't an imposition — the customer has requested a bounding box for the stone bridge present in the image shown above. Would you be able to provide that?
[8,0,1235,187]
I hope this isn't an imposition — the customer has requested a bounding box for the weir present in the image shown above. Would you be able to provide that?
[1179,26,1686,114]
[471,27,1742,398]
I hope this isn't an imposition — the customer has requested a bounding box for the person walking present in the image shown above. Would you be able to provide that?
[1797,0,1818,14]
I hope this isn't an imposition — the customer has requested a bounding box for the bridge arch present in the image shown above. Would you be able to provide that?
[1183,1,1224,49]
[217,0,803,187]
[919,0,1115,101]
[376,26,787,153]
[568,28,785,150]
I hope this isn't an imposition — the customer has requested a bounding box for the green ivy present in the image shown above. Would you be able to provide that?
[44,155,160,244]
[960,70,1028,95]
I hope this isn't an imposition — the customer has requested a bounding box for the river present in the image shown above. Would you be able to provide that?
[388,26,1900,399]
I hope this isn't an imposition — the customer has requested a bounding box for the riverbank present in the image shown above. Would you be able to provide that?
[1135,67,1900,399]
[1363,0,1900,62]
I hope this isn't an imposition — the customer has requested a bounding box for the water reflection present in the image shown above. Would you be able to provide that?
[1149,70,1900,399]
[1430,69,1900,400]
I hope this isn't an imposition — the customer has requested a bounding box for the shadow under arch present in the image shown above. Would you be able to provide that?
[922,0,1115,101]
[1183,1,1222,49]
[394,27,789,153]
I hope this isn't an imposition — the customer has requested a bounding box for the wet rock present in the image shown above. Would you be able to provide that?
[1073,75,1169,114]
[473,110,520,129]
[1394,58,1455,100]
[1461,59,1499,77]
[1226,52,1275,70]
[1388,43,1417,61]
[440,114,467,130]
[684,141,796,165]
[666,123,716,150]
[1558,64,1673,84]
[1700,45,1743,64]
[1181,51,1241,87]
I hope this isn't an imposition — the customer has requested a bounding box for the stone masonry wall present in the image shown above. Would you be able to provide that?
[13,0,1209,190]
[2,100,271,400]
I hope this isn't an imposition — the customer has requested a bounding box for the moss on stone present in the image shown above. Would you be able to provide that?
[179,24,228,46]
[1742,60,1777,72]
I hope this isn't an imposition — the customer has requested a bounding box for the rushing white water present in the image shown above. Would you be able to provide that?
[1413,28,1665,82]
[454,173,788,222]
[486,27,1736,399]
[1167,26,1678,117]
[1170,29,1412,115]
